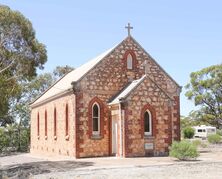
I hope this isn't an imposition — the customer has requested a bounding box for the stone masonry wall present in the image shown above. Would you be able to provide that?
[123,77,173,157]
[30,92,76,157]
[75,36,180,158]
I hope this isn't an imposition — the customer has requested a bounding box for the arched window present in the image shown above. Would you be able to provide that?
[65,104,69,137]
[54,107,57,138]
[45,110,47,138]
[144,110,152,135]
[92,102,100,135]
[127,53,133,69]
[37,112,40,137]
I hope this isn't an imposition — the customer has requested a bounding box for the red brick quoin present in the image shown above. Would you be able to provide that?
[140,104,157,138]
[88,97,105,138]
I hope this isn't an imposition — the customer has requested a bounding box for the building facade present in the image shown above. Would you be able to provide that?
[30,34,181,158]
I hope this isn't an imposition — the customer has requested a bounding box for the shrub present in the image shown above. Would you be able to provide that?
[183,127,195,139]
[207,134,221,144]
[169,140,199,160]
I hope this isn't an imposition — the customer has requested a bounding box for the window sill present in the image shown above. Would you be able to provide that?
[144,135,154,139]
[54,136,57,140]
[37,136,40,140]
[45,136,48,140]
[91,135,102,140]
[65,135,69,140]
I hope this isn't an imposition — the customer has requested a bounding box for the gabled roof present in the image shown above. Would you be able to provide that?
[31,43,119,106]
[109,75,146,105]
[31,35,180,107]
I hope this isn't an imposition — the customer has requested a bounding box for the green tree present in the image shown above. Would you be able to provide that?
[185,64,222,128]
[53,65,74,78]
[0,5,47,125]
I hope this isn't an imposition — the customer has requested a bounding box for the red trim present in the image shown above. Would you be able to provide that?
[174,96,180,141]
[140,104,157,138]
[54,107,57,137]
[75,92,83,158]
[37,112,40,137]
[65,104,69,137]
[123,50,137,71]
[108,110,112,156]
[45,110,47,137]
[88,97,105,138]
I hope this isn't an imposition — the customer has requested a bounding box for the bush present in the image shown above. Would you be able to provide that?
[207,134,221,144]
[183,127,195,139]
[169,140,199,160]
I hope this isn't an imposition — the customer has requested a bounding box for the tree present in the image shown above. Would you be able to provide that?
[0,5,47,125]
[53,65,74,78]
[185,64,222,128]
[0,5,47,79]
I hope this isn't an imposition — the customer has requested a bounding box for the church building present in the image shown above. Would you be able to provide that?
[30,24,181,158]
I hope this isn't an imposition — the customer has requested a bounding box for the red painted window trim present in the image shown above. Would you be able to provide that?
[37,112,40,137]
[88,97,104,139]
[123,50,137,70]
[65,104,69,137]
[54,107,57,137]
[45,110,47,137]
[140,104,156,138]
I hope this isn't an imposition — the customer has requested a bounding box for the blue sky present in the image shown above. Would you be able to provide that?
[2,0,222,116]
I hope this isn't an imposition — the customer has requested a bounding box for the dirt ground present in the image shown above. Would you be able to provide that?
[1,143,222,179]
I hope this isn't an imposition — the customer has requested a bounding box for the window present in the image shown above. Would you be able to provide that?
[45,110,47,138]
[127,53,133,69]
[65,104,69,137]
[37,112,40,137]
[88,97,104,138]
[54,107,57,138]
[92,102,100,135]
[144,110,152,135]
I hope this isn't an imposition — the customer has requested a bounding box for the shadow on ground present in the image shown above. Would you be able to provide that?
[0,160,94,179]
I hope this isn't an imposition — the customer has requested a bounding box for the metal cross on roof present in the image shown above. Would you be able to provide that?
[125,23,133,36]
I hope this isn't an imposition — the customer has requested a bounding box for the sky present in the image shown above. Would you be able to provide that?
[1,0,222,116]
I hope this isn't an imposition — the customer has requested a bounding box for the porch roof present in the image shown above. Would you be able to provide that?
[109,75,146,105]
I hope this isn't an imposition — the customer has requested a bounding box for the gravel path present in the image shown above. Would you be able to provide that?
[1,144,222,179]
[33,162,222,179]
